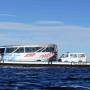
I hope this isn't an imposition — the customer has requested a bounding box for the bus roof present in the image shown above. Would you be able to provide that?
[63,53,85,54]
[0,44,57,48]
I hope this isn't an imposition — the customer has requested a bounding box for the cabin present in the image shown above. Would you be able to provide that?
[60,52,87,63]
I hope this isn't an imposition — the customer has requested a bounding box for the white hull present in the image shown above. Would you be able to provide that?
[1,61,89,65]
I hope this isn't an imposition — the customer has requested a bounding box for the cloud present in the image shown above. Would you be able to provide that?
[0,21,90,32]
[0,21,89,44]
[0,14,16,17]
[0,21,89,60]
[0,22,31,30]
[0,21,90,45]
[33,20,64,26]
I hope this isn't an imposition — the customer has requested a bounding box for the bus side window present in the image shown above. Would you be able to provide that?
[25,47,41,52]
[6,48,17,53]
[78,54,85,58]
[15,47,24,53]
[70,54,77,58]
[25,47,32,52]
[42,47,54,52]
[61,54,68,58]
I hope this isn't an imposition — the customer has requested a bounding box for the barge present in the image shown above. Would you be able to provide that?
[0,44,89,67]
[0,61,90,67]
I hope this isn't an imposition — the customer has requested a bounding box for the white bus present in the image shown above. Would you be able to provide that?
[0,44,58,62]
[60,52,87,63]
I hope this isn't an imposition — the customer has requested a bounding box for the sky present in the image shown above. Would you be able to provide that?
[0,0,90,61]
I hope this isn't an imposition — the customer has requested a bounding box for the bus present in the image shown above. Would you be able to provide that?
[0,44,58,62]
[60,52,87,63]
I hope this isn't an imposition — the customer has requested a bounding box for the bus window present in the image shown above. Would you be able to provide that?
[25,47,32,52]
[33,47,41,52]
[70,54,77,58]
[15,47,24,53]
[6,48,17,53]
[25,47,41,52]
[78,54,85,58]
[49,47,54,52]
[0,48,5,54]
[61,54,68,58]
[42,47,54,52]
[36,47,44,52]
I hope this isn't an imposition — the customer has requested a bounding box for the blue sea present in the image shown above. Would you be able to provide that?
[0,67,90,90]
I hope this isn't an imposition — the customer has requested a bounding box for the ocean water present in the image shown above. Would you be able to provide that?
[0,67,90,90]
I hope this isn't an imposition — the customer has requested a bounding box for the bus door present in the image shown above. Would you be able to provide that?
[14,47,24,61]
[3,47,24,61]
[0,48,5,61]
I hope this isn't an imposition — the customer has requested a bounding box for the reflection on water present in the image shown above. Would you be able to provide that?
[0,67,90,90]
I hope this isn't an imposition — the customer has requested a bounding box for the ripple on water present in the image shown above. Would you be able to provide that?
[0,67,89,90]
